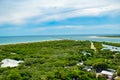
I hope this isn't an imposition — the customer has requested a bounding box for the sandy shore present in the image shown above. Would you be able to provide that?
[88,36,109,38]
[0,39,63,46]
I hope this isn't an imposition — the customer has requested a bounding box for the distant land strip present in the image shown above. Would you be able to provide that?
[100,35,120,38]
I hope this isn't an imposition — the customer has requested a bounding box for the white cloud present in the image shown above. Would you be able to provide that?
[36,5,120,23]
[0,0,120,24]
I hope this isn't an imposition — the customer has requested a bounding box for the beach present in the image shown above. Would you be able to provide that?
[0,35,120,45]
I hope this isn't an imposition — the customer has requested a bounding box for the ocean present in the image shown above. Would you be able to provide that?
[0,35,120,45]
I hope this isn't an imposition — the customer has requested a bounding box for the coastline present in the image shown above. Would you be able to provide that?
[99,36,120,38]
[0,39,63,46]
[88,36,108,38]
[88,36,120,38]
[0,36,120,46]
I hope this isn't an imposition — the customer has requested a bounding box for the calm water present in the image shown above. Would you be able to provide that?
[0,35,120,45]
[102,44,120,51]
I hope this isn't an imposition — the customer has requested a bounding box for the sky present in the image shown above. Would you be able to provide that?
[0,0,120,36]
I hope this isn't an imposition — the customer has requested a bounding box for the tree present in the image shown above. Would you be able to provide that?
[6,69,22,80]
[79,74,91,80]
[97,74,106,80]
[20,70,31,80]
[93,62,108,72]
[117,68,120,76]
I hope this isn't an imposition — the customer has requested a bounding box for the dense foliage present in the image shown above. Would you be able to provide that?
[0,40,120,80]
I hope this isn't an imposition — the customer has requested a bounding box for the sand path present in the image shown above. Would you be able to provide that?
[91,41,96,51]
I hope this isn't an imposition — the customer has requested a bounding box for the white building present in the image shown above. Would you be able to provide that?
[101,70,114,80]
[1,59,23,67]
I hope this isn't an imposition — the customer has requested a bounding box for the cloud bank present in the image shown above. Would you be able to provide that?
[0,0,120,24]
[0,0,120,36]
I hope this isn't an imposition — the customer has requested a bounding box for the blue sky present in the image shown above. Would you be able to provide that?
[0,0,120,36]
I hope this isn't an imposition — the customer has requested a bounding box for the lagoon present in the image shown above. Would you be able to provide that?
[102,44,120,52]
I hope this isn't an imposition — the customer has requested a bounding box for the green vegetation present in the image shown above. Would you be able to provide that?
[0,40,120,80]
[93,41,103,51]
